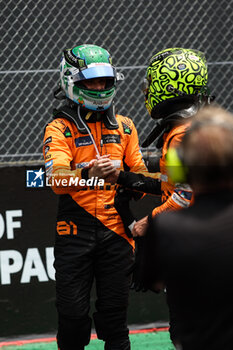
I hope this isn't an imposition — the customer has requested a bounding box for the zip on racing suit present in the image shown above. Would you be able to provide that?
[43,104,147,350]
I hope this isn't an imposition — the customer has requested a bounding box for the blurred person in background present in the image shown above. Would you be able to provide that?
[43,44,146,350]
[140,105,233,350]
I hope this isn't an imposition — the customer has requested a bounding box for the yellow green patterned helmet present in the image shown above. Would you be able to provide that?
[143,48,209,119]
[59,44,116,111]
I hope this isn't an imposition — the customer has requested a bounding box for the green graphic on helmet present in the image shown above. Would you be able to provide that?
[59,44,116,111]
[143,48,209,118]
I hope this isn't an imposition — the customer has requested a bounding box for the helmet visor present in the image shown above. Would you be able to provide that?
[71,64,116,83]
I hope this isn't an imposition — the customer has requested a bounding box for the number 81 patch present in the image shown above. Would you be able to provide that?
[56,221,78,235]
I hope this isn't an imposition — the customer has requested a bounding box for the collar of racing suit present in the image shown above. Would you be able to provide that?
[141,104,200,149]
[53,102,119,135]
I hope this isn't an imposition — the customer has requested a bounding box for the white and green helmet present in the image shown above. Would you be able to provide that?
[59,44,116,111]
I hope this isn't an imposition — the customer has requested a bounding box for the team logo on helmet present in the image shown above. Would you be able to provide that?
[59,44,117,111]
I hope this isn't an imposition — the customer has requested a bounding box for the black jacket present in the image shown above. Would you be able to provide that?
[144,191,233,350]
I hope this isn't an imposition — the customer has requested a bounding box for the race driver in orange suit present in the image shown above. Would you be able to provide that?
[101,48,214,348]
[43,44,147,350]
[105,48,213,236]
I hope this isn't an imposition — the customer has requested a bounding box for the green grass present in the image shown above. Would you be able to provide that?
[1,331,175,350]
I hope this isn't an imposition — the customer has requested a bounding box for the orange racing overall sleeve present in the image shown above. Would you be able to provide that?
[117,124,193,216]
[151,126,193,217]
[43,120,88,194]
[121,116,148,173]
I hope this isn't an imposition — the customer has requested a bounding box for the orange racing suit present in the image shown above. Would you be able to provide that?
[43,110,147,246]
[115,120,193,348]
[116,121,193,218]
[43,106,147,349]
